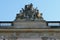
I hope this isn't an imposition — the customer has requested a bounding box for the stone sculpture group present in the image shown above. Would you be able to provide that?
[16,3,43,21]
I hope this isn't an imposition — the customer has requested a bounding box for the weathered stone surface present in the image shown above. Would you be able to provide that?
[0,3,60,40]
[0,32,60,40]
[13,20,48,28]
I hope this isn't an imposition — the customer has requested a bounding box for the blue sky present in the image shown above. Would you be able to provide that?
[0,0,60,21]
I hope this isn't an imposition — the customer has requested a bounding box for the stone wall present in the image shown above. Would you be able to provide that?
[0,32,60,40]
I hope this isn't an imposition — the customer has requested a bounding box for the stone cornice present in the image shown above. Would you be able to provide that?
[0,29,60,33]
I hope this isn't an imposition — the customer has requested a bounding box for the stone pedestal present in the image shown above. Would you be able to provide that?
[13,20,48,28]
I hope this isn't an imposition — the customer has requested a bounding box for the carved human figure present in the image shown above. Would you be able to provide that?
[28,3,33,10]
[24,3,34,20]
[15,3,43,20]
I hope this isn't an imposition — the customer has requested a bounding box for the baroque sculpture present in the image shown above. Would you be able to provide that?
[16,3,43,21]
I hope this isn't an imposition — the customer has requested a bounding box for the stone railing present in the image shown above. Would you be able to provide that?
[0,21,13,28]
[46,21,60,28]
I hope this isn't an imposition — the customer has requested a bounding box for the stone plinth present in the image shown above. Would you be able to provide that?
[13,20,48,28]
